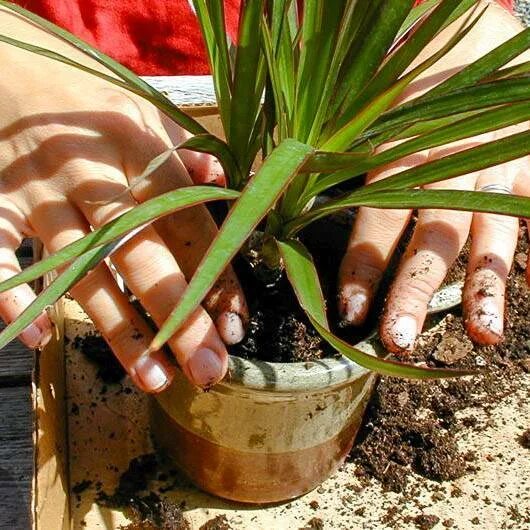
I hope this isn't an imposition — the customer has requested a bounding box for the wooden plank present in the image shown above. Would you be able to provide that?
[0,241,35,384]
[0,386,33,530]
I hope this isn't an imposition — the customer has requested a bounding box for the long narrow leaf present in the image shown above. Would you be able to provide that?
[366,76,530,139]
[304,100,530,185]
[321,7,483,152]
[421,27,530,100]
[335,0,475,125]
[396,0,440,42]
[150,139,314,351]
[192,0,232,133]
[332,0,413,128]
[229,0,265,169]
[278,239,474,378]
[0,34,207,135]
[0,187,239,295]
[288,129,530,234]
[293,1,345,142]
[0,241,119,350]
[290,188,530,235]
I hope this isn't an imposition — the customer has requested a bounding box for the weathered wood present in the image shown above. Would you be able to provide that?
[0,241,36,384]
[0,386,33,530]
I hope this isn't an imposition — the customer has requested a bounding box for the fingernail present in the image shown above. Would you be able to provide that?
[476,299,503,337]
[135,356,169,392]
[391,315,417,351]
[39,326,53,348]
[188,347,224,387]
[342,292,368,324]
[20,323,46,349]
[217,312,245,345]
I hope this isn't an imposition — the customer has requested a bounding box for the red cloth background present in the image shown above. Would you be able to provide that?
[14,0,241,74]
[14,0,513,75]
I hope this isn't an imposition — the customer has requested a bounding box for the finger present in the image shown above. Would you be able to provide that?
[74,166,229,387]
[124,124,248,345]
[380,174,476,354]
[160,113,226,186]
[32,200,175,392]
[463,168,520,345]
[338,151,426,325]
[513,157,530,286]
[0,201,51,348]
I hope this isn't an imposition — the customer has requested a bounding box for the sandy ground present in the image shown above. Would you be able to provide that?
[59,299,530,530]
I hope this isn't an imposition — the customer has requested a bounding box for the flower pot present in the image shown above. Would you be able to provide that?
[150,342,379,504]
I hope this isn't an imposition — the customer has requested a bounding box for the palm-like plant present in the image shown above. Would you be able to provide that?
[0,0,529,379]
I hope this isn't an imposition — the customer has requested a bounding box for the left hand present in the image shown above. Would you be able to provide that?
[337,2,530,353]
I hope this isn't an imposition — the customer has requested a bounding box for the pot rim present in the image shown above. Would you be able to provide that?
[220,281,463,393]
[222,332,381,393]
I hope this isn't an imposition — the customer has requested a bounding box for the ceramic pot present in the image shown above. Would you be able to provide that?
[150,339,380,504]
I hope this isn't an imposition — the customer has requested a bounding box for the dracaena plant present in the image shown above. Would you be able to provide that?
[0,0,529,379]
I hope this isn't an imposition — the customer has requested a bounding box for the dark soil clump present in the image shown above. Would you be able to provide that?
[97,454,189,530]
[350,225,530,492]
[73,332,126,384]
[519,429,530,449]
[199,515,232,530]
[229,216,353,363]
[412,514,440,530]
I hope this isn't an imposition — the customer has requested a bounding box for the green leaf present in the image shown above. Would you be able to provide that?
[396,0,440,42]
[192,0,233,133]
[421,27,530,100]
[303,100,530,197]
[276,239,329,329]
[0,187,239,295]
[369,76,530,139]
[293,1,346,142]
[150,139,314,352]
[304,188,530,223]
[261,16,289,139]
[229,0,266,171]
[0,1,206,135]
[321,6,483,152]
[277,239,474,379]
[0,34,207,135]
[288,128,530,234]
[361,129,530,193]
[335,0,476,127]
[0,241,119,350]
[178,134,242,187]
[331,0,413,131]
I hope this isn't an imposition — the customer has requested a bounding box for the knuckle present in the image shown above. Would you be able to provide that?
[395,274,438,308]
[104,91,145,123]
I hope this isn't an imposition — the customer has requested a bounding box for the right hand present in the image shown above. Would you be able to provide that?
[0,8,248,392]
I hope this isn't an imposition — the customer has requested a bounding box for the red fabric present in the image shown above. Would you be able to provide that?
[15,0,514,75]
[15,0,241,75]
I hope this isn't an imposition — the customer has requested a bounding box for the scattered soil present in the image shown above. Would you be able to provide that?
[350,225,530,493]
[199,515,232,530]
[73,332,126,384]
[78,218,529,528]
[97,454,189,530]
[300,517,325,530]
[519,429,530,449]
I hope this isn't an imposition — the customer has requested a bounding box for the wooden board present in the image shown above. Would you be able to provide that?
[0,386,33,530]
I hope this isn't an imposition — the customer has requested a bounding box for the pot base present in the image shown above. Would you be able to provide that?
[150,396,366,504]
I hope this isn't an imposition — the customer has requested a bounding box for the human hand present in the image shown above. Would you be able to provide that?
[338,2,530,353]
[0,8,247,392]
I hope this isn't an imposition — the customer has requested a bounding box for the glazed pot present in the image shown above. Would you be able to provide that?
[150,337,381,504]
